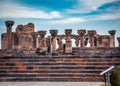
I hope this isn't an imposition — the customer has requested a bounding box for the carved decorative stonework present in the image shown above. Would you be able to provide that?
[27,23,34,28]
[16,23,34,34]
[32,32,38,37]
[88,30,96,37]
[16,25,24,34]
[109,30,116,36]
[65,29,72,36]
[5,21,14,28]
[38,30,46,37]
[50,30,58,36]
[78,29,86,37]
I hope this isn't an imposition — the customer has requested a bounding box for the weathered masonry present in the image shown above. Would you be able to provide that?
[1,20,120,54]
[0,20,120,82]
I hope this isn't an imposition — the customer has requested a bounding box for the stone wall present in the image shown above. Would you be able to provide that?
[72,47,120,56]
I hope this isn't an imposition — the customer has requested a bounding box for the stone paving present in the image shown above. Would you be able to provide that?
[0,82,104,86]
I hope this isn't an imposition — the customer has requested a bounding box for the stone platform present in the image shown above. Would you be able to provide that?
[0,54,120,82]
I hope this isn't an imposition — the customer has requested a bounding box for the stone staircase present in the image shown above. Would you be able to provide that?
[0,55,120,82]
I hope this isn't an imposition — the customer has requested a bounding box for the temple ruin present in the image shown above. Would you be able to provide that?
[0,20,120,82]
[1,20,120,55]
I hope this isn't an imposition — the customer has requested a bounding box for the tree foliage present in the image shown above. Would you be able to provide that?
[110,66,120,86]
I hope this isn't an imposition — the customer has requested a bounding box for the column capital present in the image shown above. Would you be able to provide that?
[65,29,72,36]
[78,29,86,37]
[50,30,58,36]
[38,30,46,36]
[32,32,38,37]
[88,30,96,37]
[117,37,120,41]
[108,30,116,36]
[5,20,14,28]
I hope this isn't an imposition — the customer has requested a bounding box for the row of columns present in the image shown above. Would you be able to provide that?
[4,20,120,50]
[37,29,99,54]
[37,29,120,50]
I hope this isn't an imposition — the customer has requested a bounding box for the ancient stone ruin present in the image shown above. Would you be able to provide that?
[0,20,120,82]
[1,20,120,55]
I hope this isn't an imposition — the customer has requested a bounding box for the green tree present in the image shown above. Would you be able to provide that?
[110,66,120,86]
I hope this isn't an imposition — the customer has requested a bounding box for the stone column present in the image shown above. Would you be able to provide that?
[50,30,58,53]
[101,35,110,48]
[117,37,120,47]
[57,38,63,50]
[97,36,102,47]
[32,32,38,48]
[65,29,72,53]
[78,29,86,47]
[75,39,79,48]
[5,20,14,49]
[38,30,46,50]
[88,30,96,48]
[109,30,116,47]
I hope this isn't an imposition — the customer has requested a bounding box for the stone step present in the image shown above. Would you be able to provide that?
[1,58,119,62]
[0,65,113,69]
[0,69,103,73]
[0,73,102,77]
[0,77,104,82]
[0,56,119,82]
[1,62,120,67]
[1,56,119,60]
[0,60,120,66]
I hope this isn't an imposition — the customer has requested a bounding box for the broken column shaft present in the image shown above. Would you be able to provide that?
[109,30,116,47]
[38,30,47,49]
[50,30,58,53]
[65,29,72,53]
[88,30,96,48]
[78,29,86,47]
[5,20,14,49]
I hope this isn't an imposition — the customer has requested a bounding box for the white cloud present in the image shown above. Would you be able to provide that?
[0,2,61,19]
[67,0,117,13]
[99,14,120,20]
[50,10,120,25]
[98,12,120,20]
[51,17,85,24]
[86,9,120,21]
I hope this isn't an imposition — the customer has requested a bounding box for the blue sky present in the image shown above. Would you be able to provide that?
[0,0,120,48]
